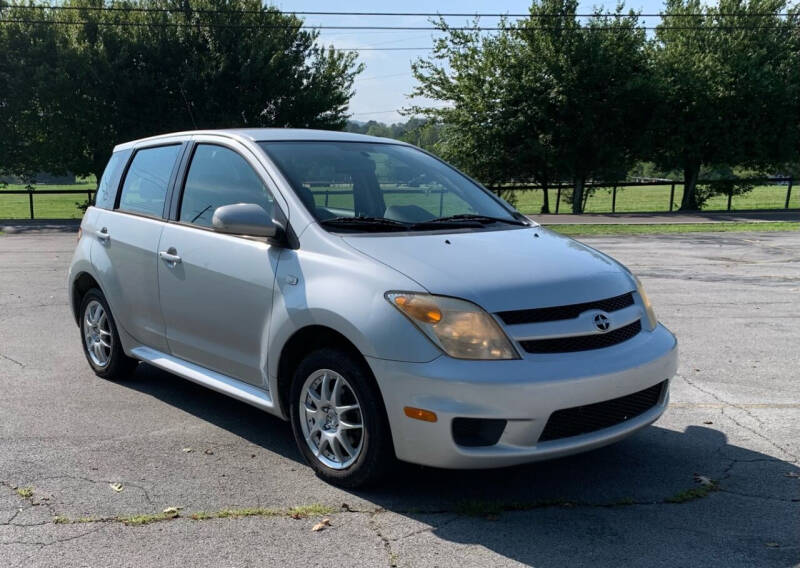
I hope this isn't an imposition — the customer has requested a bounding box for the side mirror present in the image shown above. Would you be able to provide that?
[212,203,278,238]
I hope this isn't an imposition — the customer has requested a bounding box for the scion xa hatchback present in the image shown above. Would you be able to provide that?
[68,129,677,487]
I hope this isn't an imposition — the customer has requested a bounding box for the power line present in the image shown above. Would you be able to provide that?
[0,6,793,18]
[0,19,795,31]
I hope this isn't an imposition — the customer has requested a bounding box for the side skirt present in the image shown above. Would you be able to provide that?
[130,346,278,415]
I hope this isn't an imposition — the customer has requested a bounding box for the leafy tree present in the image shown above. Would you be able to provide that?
[410,1,654,213]
[0,0,363,180]
[652,0,799,210]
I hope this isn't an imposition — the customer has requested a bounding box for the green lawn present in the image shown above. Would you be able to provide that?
[510,183,798,214]
[546,221,799,236]
[1,180,796,220]
[0,181,96,219]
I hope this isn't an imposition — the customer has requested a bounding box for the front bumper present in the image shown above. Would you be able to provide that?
[367,323,677,468]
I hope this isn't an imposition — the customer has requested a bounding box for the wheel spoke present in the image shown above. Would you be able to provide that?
[331,375,343,405]
[321,373,332,403]
[339,419,362,431]
[336,431,356,458]
[93,342,104,363]
[330,435,345,463]
[335,404,359,415]
[98,337,111,349]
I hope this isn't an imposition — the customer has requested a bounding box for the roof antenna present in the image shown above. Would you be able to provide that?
[179,85,198,129]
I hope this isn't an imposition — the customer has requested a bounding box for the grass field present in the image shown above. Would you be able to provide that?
[510,183,798,214]
[0,181,96,219]
[547,221,799,236]
[0,181,796,219]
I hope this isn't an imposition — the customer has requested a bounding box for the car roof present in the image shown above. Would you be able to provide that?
[113,128,408,152]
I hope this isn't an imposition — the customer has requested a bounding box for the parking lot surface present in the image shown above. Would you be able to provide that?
[1,230,798,567]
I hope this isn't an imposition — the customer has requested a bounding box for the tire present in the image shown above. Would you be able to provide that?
[78,288,138,380]
[289,348,394,488]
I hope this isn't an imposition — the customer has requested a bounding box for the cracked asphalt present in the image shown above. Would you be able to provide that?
[1,229,798,567]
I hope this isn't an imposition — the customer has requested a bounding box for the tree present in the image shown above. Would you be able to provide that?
[0,0,363,180]
[409,1,654,213]
[518,0,655,213]
[652,0,799,210]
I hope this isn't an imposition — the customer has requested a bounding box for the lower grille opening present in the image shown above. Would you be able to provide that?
[452,418,507,447]
[539,381,666,442]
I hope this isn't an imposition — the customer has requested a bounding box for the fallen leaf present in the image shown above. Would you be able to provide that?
[204,449,214,455]
[765,542,780,548]
[162,506,182,515]
[341,503,351,512]
[109,482,123,493]
[694,474,714,487]
[703,421,713,425]
[182,447,193,453]
[312,518,331,532]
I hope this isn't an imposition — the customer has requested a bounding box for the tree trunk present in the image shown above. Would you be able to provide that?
[572,176,585,214]
[540,183,551,214]
[680,162,701,211]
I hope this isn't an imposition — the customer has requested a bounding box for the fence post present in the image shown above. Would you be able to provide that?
[786,178,794,209]
[555,184,561,214]
[611,184,617,213]
[28,189,34,220]
[669,183,675,212]
[87,189,93,206]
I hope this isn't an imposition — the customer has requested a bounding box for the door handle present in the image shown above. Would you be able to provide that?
[95,228,110,242]
[158,249,182,265]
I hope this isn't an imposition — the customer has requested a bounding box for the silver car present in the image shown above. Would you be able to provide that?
[68,129,677,487]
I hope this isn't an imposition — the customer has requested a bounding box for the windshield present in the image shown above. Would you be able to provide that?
[258,141,520,231]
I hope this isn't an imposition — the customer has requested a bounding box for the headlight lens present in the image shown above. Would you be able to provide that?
[635,277,658,330]
[386,292,518,360]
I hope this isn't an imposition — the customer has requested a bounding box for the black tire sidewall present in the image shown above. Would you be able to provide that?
[78,288,135,380]
[289,348,393,488]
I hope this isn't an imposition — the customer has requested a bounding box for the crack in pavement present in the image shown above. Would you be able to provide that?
[680,374,799,462]
[0,353,25,367]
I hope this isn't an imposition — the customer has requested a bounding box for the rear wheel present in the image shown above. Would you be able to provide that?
[79,288,138,380]
[289,348,393,487]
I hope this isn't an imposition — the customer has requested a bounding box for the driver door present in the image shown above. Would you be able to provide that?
[156,141,283,388]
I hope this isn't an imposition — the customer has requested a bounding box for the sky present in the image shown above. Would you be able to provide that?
[274,0,668,123]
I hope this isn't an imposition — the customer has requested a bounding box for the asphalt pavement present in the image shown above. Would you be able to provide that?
[1,230,798,567]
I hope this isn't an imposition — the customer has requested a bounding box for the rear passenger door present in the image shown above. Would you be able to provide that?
[92,143,184,352]
[156,140,284,388]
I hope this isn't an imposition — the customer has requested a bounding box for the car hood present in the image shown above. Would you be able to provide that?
[341,226,636,313]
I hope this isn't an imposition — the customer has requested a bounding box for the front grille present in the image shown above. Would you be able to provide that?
[497,292,634,325]
[520,320,641,354]
[539,381,666,442]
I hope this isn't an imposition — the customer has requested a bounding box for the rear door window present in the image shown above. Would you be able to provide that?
[179,144,274,228]
[118,145,181,217]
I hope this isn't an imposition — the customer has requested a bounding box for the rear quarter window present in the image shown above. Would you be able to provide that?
[94,149,131,210]
[117,145,181,217]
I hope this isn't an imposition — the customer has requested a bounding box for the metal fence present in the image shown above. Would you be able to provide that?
[488,177,795,214]
[0,177,795,220]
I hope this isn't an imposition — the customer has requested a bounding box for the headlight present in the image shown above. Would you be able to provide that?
[385,292,518,360]
[635,277,658,330]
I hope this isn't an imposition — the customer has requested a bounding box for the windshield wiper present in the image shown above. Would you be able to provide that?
[320,216,410,232]
[413,214,527,228]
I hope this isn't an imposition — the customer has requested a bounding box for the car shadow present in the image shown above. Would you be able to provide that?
[124,363,799,567]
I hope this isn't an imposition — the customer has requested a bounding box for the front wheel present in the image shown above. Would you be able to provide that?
[289,348,394,488]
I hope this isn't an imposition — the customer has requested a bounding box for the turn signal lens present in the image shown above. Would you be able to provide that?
[404,407,438,422]
[386,292,518,360]
[635,277,658,331]
[391,294,442,324]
